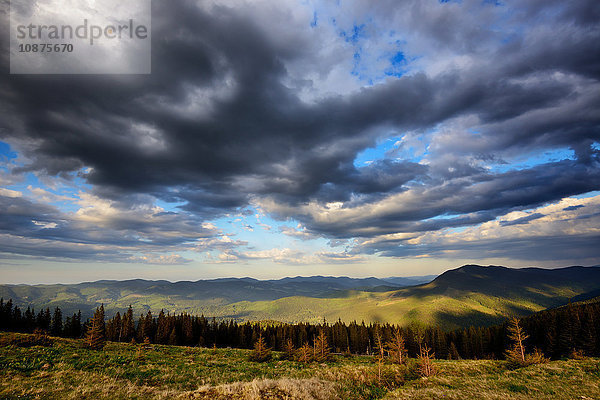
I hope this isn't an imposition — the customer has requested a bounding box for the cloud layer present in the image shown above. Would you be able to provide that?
[0,0,599,268]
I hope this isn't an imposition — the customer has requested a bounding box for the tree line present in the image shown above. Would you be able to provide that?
[0,297,598,360]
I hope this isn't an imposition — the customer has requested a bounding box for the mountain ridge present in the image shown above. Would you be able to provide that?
[2,265,600,329]
[1,274,434,287]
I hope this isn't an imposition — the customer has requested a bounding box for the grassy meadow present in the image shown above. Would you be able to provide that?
[1,332,599,399]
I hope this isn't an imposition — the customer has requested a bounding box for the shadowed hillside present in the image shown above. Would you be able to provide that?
[212,265,600,328]
[384,265,600,327]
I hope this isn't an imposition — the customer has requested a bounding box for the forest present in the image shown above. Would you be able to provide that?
[1,297,598,360]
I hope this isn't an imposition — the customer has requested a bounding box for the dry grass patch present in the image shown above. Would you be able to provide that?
[189,377,338,400]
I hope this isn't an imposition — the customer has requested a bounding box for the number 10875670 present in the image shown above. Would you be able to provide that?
[18,43,74,53]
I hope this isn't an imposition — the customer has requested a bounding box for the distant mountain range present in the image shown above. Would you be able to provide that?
[1,265,599,329]
[0,274,434,319]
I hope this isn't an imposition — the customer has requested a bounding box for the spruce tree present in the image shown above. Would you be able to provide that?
[505,317,528,365]
[168,327,178,345]
[141,310,154,342]
[296,342,312,363]
[447,341,461,360]
[374,326,385,383]
[581,307,597,355]
[136,313,145,342]
[313,330,331,362]
[0,298,5,330]
[557,311,574,357]
[64,311,82,338]
[111,312,122,342]
[37,308,51,331]
[282,338,296,360]
[51,307,62,336]
[75,311,82,338]
[418,343,436,377]
[155,310,168,344]
[86,305,106,350]
[545,325,557,358]
[386,327,407,364]
[0,299,12,330]
[182,314,193,345]
[249,332,271,362]
[121,306,135,342]
[24,307,35,332]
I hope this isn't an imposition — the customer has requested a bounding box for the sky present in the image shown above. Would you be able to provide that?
[0,0,599,283]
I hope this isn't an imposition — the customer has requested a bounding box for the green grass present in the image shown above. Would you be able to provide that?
[383,359,600,400]
[1,332,599,400]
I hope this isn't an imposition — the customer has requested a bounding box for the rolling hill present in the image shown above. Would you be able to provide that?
[0,274,431,321]
[1,265,600,329]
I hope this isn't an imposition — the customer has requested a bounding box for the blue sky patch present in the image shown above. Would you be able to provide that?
[489,148,576,173]
[0,141,17,160]
[353,136,403,167]
[340,24,366,44]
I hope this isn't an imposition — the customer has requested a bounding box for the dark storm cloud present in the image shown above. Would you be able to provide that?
[563,205,585,212]
[271,158,600,239]
[311,159,428,204]
[350,196,600,264]
[375,234,600,263]
[0,195,60,236]
[1,0,599,261]
[499,213,544,227]
[0,192,217,261]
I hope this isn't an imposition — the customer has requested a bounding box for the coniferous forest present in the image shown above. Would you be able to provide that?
[1,297,598,360]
